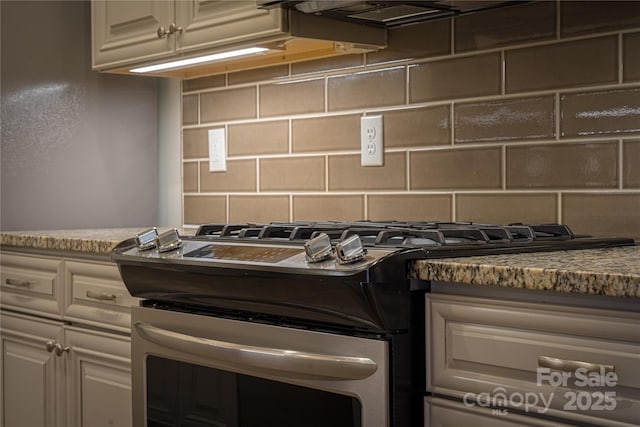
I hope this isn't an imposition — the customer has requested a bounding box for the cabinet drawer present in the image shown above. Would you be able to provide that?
[0,252,62,316]
[425,397,574,427]
[426,294,640,427]
[64,260,139,333]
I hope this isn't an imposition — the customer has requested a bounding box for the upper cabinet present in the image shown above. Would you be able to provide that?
[91,0,386,78]
[92,0,284,71]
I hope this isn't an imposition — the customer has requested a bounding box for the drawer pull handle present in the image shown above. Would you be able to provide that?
[5,278,31,288]
[86,290,116,301]
[45,340,56,353]
[538,356,615,374]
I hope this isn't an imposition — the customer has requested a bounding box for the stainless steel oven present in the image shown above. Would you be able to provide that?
[113,221,634,427]
[131,304,389,426]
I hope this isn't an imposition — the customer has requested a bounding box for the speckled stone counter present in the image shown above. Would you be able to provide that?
[411,245,640,299]
[0,228,185,256]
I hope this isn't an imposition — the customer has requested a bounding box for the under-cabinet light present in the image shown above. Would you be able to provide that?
[129,47,269,73]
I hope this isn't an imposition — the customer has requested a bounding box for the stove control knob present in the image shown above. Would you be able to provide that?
[335,234,367,264]
[304,233,333,263]
[135,227,158,251]
[156,228,183,253]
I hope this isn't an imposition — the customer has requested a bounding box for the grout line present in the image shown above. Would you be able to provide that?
[557,192,562,224]
[196,161,200,193]
[256,157,260,193]
[405,64,410,105]
[288,119,293,154]
[325,154,329,192]
[363,194,368,220]
[450,102,455,146]
[450,193,455,221]
[324,76,329,113]
[555,92,561,140]
[501,145,507,191]
[405,150,411,191]
[501,50,506,95]
[619,139,624,190]
[255,83,260,119]
[618,33,624,84]
[289,194,293,221]
[226,194,230,223]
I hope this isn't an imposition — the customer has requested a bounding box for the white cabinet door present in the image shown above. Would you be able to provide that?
[175,0,284,53]
[65,327,132,427]
[1,312,66,427]
[92,0,174,69]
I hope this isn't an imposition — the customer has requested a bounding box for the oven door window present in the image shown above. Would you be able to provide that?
[146,355,363,427]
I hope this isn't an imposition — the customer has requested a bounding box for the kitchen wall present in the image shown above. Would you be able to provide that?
[181,0,640,239]
[1,1,158,231]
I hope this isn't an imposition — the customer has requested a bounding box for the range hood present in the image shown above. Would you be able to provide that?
[258,0,524,27]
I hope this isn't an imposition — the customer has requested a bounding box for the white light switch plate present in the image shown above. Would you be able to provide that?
[208,128,227,172]
[361,115,384,167]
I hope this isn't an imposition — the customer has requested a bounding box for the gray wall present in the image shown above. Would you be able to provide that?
[1,1,158,231]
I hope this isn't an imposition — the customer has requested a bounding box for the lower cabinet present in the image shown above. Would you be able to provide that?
[426,293,640,427]
[1,311,132,427]
[425,397,574,426]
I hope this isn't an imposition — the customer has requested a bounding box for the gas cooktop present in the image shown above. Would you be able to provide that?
[111,221,634,331]
[112,221,634,274]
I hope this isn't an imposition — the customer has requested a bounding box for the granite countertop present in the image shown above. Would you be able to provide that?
[0,228,184,256]
[411,245,640,299]
[3,229,638,299]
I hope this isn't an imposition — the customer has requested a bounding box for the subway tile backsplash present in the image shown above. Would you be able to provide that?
[182,0,640,239]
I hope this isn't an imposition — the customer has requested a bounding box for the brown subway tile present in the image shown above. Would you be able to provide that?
[455,96,555,143]
[561,88,640,137]
[561,1,640,37]
[624,140,640,188]
[328,153,406,191]
[201,87,256,122]
[455,1,556,53]
[291,54,363,76]
[292,114,360,153]
[183,74,226,92]
[293,195,364,221]
[229,195,289,223]
[183,128,213,159]
[183,162,198,193]
[367,19,450,64]
[328,66,405,111]
[227,121,288,156]
[200,159,256,192]
[182,94,198,125]
[456,193,558,224]
[259,78,324,118]
[368,194,452,221]
[410,147,502,190]
[409,53,501,103]
[562,193,640,239]
[624,32,640,82]
[506,142,618,189]
[382,106,451,148]
[228,64,289,85]
[505,36,617,93]
[260,157,325,191]
[184,195,226,224]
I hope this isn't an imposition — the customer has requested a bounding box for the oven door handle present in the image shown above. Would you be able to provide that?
[134,322,379,381]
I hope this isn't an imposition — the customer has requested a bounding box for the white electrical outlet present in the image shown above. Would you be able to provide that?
[361,115,384,167]
[208,128,227,172]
